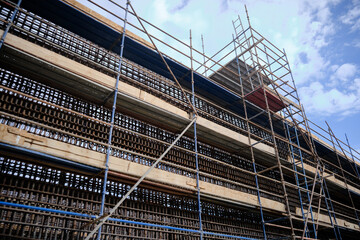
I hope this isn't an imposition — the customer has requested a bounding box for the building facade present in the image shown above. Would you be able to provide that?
[0,0,359,239]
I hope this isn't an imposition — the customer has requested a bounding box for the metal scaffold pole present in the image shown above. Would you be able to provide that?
[97,1,130,239]
[201,34,207,77]
[0,0,22,49]
[190,29,203,239]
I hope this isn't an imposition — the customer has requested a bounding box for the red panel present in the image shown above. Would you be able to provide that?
[245,87,287,112]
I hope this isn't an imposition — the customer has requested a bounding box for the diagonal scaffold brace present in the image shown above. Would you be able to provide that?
[84,117,197,240]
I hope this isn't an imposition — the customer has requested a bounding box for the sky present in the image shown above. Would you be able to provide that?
[80,0,360,158]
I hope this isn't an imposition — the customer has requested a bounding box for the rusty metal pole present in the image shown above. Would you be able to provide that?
[201,34,207,77]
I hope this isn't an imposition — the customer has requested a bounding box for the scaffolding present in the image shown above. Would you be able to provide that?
[229,8,358,239]
[0,0,360,239]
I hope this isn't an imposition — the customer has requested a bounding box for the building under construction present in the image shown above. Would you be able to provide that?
[0,0,360,239]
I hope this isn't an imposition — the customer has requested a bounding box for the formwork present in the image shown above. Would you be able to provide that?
[0,0,359,239]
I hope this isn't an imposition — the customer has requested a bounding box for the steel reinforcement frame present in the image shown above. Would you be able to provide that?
[0,0,359,239]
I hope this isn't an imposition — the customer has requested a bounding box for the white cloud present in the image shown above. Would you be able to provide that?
[349,78,360,93]
[331,63,357,82]
[299,81,360,117]
[170,0,190,12]
[301,63,360,116]
[355,41,360,48]
[152,0,171,24]
[330,64,339,72]
[340,3,360,32]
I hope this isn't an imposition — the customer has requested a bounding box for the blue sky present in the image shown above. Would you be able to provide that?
[81,0,360,156]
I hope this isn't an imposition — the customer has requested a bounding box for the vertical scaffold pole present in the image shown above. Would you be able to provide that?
[97,1,130,239]
[232,34,267,240]
[0,0,22,49]
[201,34,207,77]
[190,29,203,240]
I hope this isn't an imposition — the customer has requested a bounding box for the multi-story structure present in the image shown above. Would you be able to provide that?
[0,0,359,239]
